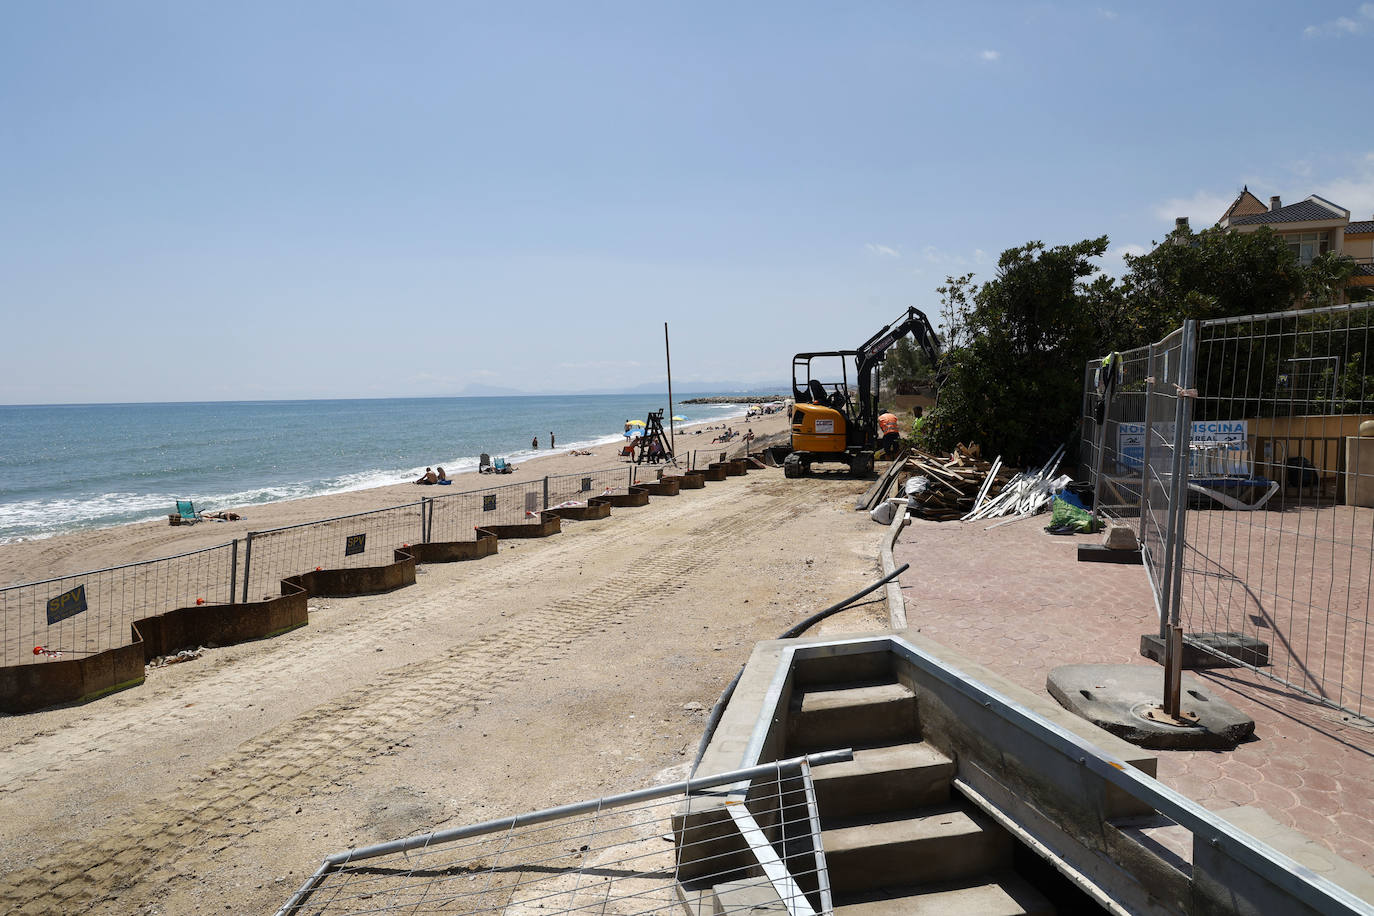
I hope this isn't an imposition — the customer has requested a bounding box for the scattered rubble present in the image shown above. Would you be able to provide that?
[148,647,205,668]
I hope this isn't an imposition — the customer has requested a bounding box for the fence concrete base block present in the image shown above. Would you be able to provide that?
[603,486,651,507]
[483,514,562,539]
[0,641,146,714]
[1140,632,1270,668]
[1047,663,1254,750]
[134,586,309,660]
[639,477,680,496]
[410,533,499,563]
[676,472,707,489]
[1077,544,1144,564]
[722,459,748,476]
[285,550,417,598]
[696,465,728,481]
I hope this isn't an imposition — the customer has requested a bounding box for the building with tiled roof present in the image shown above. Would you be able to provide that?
[1213,189,1374,296]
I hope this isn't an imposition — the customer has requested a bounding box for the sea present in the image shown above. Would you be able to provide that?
[0,394,768,544]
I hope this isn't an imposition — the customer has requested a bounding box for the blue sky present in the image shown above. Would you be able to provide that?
[4,2,1373,404]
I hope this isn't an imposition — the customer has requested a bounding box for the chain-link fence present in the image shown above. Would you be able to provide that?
[241,503,424,603]
[1085,303,1374,723]
[0,541,238,666]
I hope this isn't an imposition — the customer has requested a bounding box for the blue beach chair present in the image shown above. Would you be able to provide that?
[175,500,201,525]
[493,458,514,474]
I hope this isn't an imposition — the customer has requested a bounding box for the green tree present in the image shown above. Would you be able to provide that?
[1117,225,1306,335]
[1303,251,1360,308]
[920,238,1110,464]
[879,335,939,394]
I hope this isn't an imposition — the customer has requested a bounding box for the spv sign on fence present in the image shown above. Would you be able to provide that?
[345,533,366,556]
[46,584,88,625]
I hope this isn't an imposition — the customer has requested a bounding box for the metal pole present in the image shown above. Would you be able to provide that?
[543,476,549,511]
[240,533,254,604]
[665,322,676,457]
[229,538,238,605]
[1163,320,1198,718]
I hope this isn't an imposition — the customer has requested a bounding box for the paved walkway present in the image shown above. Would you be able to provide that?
[891,515,1374,874]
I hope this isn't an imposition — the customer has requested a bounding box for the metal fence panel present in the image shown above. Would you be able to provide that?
[1179,304,1374,720]
[545,467,628,508]
[1081,345,1152,520]
[242,503,424,602]
[0,542,237,666]
[278,753,840,916]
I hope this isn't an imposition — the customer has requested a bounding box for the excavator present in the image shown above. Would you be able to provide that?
[784,307,941,478]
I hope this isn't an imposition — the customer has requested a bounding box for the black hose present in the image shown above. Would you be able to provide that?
[689,562,910,773]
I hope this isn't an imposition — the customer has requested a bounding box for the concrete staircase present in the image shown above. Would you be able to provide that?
[788,675,1056,916]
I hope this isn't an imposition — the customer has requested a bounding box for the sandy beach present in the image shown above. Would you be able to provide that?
[0,409,885,915]
[0,410,789,588]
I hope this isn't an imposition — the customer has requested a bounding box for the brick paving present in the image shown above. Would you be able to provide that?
[890,515,1374,874]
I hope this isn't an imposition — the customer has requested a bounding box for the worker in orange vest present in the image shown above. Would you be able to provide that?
[877,408,900,457]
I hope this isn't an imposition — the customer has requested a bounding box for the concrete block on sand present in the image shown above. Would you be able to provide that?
[1047,663,1254,750]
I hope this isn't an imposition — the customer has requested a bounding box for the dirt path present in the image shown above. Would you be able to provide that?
[0,466,888,914]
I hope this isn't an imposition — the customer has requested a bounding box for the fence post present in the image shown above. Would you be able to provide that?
[241,532,255,604]
[229,538,238,605]
[543,476,549,511]
[420,498,429,543]
[1162,319,1198,718]
[628,467,634,490]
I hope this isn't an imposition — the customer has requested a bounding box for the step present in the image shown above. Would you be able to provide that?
[790,682,918,750]
[810,742,954,820]
[822,802,1013,894]
[835,872,1055,916]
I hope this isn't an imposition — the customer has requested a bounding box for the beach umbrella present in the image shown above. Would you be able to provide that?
[672,415,688,421]
[623,429,641,438]
[627,420,645,427]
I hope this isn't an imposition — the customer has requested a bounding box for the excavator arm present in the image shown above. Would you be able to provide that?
[854,307,941,442]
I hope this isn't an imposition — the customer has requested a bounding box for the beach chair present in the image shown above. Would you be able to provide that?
[174,500,201,525]
[493,458,514,474]
[479,453,492,474]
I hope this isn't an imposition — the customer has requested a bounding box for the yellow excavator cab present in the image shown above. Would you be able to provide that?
[790,402,848,454]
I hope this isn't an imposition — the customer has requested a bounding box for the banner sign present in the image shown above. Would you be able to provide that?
[345,533,366,556]
[483,494,496,512]
[47,584,88,625]
[1117,420,1248,470]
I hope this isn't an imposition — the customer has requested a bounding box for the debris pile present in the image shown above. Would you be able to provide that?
[148,647,204,668]
[900,444,1069,522]
[900,445,1017,521]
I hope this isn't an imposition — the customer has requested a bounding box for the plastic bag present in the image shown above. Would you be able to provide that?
[1044,497,1102,535]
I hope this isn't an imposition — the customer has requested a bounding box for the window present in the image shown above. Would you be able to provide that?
[1281,231,1330,264]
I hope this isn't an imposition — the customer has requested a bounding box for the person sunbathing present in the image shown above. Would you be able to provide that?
[436,467,448,482]
[416,467,438,484]
[201,511,243,521]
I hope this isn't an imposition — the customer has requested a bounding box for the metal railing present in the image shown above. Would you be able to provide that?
[0,541,238,666]
[278,751,847,916]
[1085,302,1374,723]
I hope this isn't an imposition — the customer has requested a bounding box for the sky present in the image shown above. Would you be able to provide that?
[4,2,1374,404]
